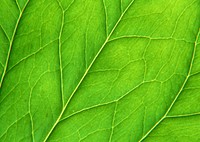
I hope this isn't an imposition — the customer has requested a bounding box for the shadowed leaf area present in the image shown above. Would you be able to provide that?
[0,0,200,141]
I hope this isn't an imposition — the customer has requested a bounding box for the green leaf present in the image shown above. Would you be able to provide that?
[0,0,200,141]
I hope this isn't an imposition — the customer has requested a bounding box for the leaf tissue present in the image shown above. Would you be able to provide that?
[0,0,200,141]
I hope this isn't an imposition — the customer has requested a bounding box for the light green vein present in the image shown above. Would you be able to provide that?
[43,0,136,141]
[56,0,65,107]
[109,102,118,142]
[0,0,30,88]
[139,28,200,142]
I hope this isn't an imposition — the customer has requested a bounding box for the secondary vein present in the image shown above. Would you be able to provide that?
[57,0,65,107]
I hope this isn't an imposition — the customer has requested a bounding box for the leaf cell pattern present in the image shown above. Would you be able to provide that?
[0,0,200,142]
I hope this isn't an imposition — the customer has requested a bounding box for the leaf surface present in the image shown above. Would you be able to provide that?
[0,0,200,141]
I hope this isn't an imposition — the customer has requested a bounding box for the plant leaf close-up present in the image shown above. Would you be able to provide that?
[0,0,200,141]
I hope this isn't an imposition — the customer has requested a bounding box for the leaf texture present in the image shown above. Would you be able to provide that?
[0,0,200,141]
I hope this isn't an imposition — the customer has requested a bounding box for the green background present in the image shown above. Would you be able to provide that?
[0,0,200,141]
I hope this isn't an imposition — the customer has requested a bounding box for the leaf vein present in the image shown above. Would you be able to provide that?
[138,28,200,142]
[0,0,30,88]
[43,1,136,141]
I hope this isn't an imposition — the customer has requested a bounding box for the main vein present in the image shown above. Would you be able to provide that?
[139,28,200,142]
[43,0,136,141]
